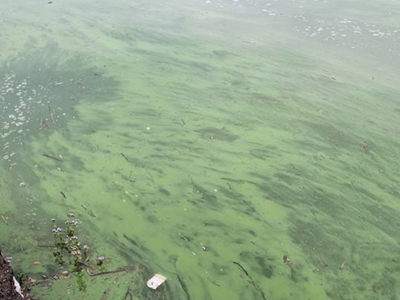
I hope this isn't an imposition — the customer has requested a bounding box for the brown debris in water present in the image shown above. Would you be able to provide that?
[283,255,292,267]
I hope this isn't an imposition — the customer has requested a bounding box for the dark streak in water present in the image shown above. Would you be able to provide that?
[176,273,191,300]
[233,261,268,300]
[123,234,139,247]
[42,153,63,162]
[233,261,249,276]
[121,152,130,162]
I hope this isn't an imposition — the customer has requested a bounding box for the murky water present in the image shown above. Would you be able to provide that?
[1,0,400,299]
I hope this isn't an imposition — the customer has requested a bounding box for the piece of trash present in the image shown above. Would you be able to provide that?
[97,256,106,266]
[146,274,167,290]
[283,255,292,267]
[13,277,23,296]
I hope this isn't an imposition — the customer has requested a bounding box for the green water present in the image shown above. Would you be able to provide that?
[1,0,400,299]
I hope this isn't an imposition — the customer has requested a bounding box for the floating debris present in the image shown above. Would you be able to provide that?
[233,261,249,277]
[90,267,132,277]
[97,256,106,266]
[1,215,8,224]
[39,118,49,131]
[120,152,129,162]
[42,153,63,162]
[146,274,167,290]
[283,255,292,267]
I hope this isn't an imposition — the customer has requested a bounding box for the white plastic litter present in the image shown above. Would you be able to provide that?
[146,273,167,290]
[13,277,23,297]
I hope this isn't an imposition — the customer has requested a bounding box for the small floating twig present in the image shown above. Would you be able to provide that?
[42,154,63,162]
[1,215,8,225]
[90,267,131,277]
[233,261,249,276]
[233,261,267,299]
[60,191,67,198]
[120,153,129,162]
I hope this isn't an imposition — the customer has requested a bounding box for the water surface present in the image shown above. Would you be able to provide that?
[1,0,400,299]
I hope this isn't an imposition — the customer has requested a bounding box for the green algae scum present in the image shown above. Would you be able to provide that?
[1,0,400,299]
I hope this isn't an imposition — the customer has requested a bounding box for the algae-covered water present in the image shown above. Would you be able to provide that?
[1,0,400,299]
